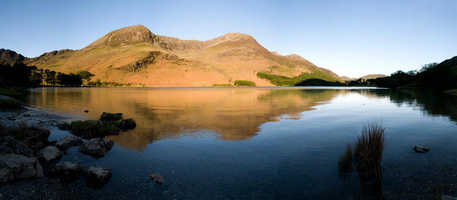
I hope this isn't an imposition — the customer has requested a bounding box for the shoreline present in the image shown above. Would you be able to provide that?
[0,105,77,128]
[0,96,134,199]
[0,98,85,199]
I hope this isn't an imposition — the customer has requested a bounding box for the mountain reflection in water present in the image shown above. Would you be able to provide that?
[27,88,348,149]
[27,88,457,151]
[24,87,457,199]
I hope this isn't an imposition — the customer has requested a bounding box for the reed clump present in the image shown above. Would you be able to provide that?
[354,123,385,181]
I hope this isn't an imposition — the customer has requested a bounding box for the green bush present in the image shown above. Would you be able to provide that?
[234,80,256,87]
[77,70,95,80]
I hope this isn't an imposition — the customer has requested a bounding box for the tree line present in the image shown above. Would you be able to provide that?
[0,62,94,87]
[351,56,457,90]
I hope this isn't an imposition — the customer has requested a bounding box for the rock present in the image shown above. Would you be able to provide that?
[119,118,136,130]
[55,135,82,150]
[100,112,123,121]
[54,161,82,182]
[85,166,112,188]
[70,120,120,139]
[0,136,34,157]
[79,138,114,157]
[413,145,430,153]
[21,127,51,151]
[1,126,51,151]
[56,122,71,130]
[149,173,164,184]
[0,154,44,183]
[39,146,62,162]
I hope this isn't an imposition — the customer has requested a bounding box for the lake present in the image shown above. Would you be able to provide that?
[26,87,457,199]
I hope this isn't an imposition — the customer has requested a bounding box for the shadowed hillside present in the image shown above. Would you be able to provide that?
[24,25,341,87]
[0,49,25,66]
[369,56,457,90]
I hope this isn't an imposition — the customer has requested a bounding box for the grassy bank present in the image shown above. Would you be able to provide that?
[257,71,342,86]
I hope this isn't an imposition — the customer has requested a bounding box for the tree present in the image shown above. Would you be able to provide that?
[77,70,95,86]
[77,70,95,81]
[57,73,82,86]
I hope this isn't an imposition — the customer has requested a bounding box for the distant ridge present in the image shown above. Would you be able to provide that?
[23,25,342,87]
[360,74,386,80]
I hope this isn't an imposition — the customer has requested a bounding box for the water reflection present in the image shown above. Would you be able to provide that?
[23,87,457,199]
[390,89,457,122]
[28,88,354,149]
[27,88,457,152]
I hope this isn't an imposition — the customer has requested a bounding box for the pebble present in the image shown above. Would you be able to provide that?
[149,173,164,184]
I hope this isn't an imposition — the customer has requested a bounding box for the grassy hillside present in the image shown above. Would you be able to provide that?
[24,25,341,87]
[257,69,342,86]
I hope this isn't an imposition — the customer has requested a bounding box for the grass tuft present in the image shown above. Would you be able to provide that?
[354,123,385,181]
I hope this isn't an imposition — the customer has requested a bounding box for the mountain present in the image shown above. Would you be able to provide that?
[360,74,386,80]
[0,49,25,66]
[25,25,341,86]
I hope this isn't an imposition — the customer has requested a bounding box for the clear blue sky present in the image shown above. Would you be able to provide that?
[1,0,456,77]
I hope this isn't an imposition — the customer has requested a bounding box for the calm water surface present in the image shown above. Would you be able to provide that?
[27,87,457,199]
